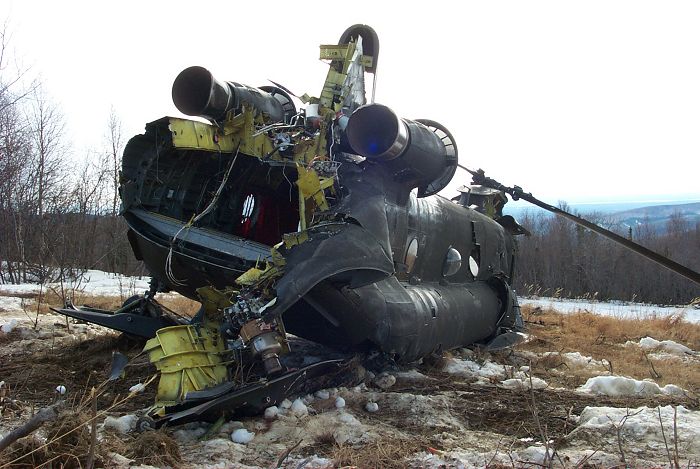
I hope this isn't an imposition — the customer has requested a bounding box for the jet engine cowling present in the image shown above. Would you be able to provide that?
[345,103,458,197]
[172,66,285,123]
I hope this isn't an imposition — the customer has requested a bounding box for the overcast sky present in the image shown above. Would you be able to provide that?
[2,0,699,203]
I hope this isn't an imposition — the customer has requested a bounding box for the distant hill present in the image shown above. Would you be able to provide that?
[504,200,700,234]
[610,202,700,233]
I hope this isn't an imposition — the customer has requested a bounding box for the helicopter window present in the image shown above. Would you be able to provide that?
[443,247,462,277]
[405,238,419,273]
[241,194,256,222]
[469,255,480,278]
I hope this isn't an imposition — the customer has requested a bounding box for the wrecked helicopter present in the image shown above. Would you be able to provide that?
[56,24,700,427]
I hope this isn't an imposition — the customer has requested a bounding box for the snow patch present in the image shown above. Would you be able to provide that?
[365,401,379,412]
[128,383,146,393]
[291,398,308,417]
[0,269,150,297]
[279,398,292,409]
[574,405,700,455]
[173,425,208,442]
[443,357,507,381]
[264,406,279,420]
[0,319,17,333]
[578,375,686,397]
[521,297,698,323]
[500,376,548,390]
[561,351,606,369]
[338,411,360,425]
[394,369,429,380]
[102,414,138,434]
[230,428,255,444]
[637,336,694,355]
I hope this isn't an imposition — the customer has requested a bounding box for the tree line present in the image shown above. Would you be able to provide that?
[1,25,698,306]
[0,26,140,285]
[513,205,700,305]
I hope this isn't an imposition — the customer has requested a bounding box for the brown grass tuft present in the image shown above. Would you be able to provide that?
[329,437,428,469]
[0,409,101,468]
[127,430,182,467]
[421,350,452,371]
[25,289,201,319]
[157,294,201,317]
[312,430,337,449]
[519,305,700,393]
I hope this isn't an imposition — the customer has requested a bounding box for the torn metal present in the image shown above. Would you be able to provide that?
[57,25,528,425]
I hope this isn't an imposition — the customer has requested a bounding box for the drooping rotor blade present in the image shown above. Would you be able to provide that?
[461,165,700,287]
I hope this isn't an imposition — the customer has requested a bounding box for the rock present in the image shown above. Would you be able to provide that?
[374,373,396,390]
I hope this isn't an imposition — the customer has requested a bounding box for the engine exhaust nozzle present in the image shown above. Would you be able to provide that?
[346,103,458,196]
[345,103,408,161]
[172,66,284,123]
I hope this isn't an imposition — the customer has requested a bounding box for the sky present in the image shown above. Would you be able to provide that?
[1,0,699,203]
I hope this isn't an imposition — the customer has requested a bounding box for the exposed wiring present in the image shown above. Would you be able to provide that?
[164,144,240,286]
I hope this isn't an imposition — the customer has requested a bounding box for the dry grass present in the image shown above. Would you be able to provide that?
[157,294,202,317]
[0,410,100,469]
[21,289,201,318]
[0,409,181,468]
[326,437,429,469]
[126,430,182,467]
[519,305,700,393]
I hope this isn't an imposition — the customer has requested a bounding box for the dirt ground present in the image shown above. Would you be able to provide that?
[1,299,699,468]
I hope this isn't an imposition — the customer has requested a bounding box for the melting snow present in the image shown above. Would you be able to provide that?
[365,401,379,412]
[394,369,430,380]
[231,428,255,444]
[128,383,146,393]
[521,297,699,323]
[578,375,686,397]
[102,414,138,434]
[443,357,507,380]
[637,336,694,355]
[0,269,150,297]
[0,319,17,333]
[500,377,548,390]
[290,398,308,417]
[264,406,279,420]
[573,405,700,455]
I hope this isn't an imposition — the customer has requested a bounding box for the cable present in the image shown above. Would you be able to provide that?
[164,144,240,286]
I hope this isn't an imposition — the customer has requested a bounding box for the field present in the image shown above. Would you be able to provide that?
[0,275,699,468]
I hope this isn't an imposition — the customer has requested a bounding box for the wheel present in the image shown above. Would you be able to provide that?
[136,415,156,432]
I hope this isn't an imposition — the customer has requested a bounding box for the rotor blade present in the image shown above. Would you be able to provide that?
[462,166,700,287]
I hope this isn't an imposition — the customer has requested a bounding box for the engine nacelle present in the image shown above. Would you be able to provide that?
[345,103,458,197]
[172,66,285,123]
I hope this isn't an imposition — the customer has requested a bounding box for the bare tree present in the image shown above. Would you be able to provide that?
[0,18,35,283]
[104,107,123,216]
[24,85,69,281]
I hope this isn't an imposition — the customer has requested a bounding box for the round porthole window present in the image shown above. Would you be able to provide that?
[405,238,419,273]
[442,247,462,277]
